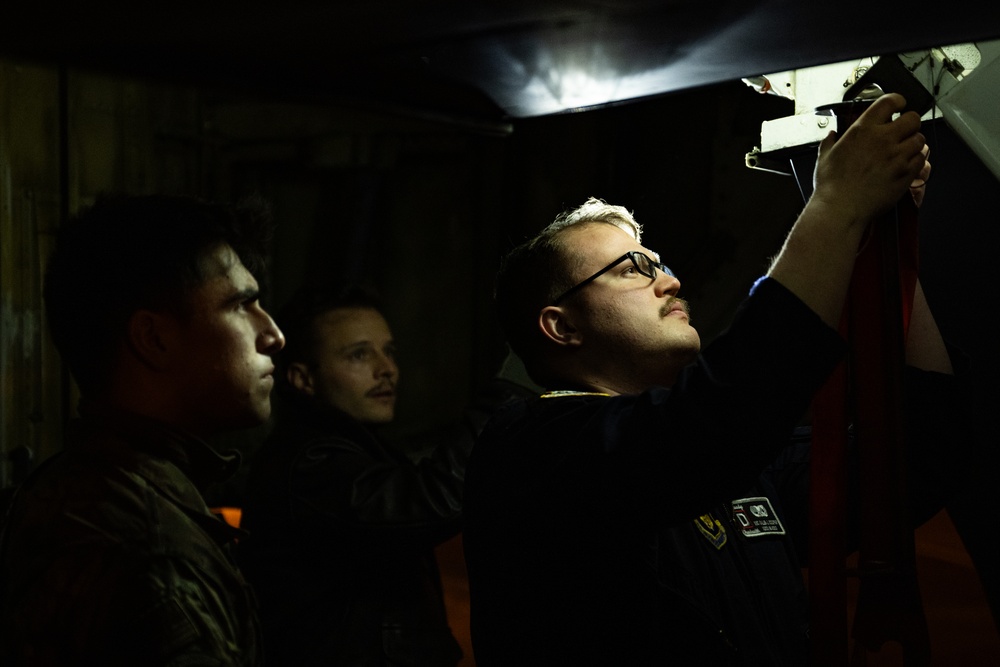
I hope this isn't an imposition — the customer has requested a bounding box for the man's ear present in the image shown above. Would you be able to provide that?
[538,306,583,347]
[126,309,174,370]
[287,362,316,396]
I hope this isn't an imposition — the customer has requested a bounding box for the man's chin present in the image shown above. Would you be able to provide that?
[360,405,396,425]
[243,403,273,428]
[361,417,395,427]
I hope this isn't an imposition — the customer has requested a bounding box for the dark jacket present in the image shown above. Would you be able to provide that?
[0,404,263,666]
[239,381,524,666]
[463,278,967,666]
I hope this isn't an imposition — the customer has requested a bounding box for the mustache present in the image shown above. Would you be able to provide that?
[365,382,396,397]
[660,297,691,318]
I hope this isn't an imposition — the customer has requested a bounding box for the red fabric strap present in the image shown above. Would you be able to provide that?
[809,166,925,664]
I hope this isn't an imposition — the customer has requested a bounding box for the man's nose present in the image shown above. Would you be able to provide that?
[259,312,285,354]
[374,353,398,379]
[654,270,681,297]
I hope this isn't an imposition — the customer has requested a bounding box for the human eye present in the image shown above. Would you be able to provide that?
[230,298,250,314]
[347,346,372,361]
[231,288,261,312]
[633,254,656,278]
[620,263,639,278]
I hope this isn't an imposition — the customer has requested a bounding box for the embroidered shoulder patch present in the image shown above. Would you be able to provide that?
[731,497,786,537]
[694,512,727,550]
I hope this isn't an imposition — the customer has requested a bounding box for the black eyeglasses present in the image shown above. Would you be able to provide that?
[552,251,674,305]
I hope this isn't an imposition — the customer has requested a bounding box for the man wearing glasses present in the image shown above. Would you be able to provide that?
[462,93,958,664]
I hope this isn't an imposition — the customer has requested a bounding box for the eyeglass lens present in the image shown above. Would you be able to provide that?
[633,252,673,279]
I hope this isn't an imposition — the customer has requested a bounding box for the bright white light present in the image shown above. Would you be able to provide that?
[516,63,692,115]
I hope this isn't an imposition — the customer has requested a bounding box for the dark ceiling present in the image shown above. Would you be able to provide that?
[5,1,1000,120]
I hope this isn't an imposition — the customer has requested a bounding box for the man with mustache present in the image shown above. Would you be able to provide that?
[239,285,524,665]
[0,194,286,665]
[463,94,960,664]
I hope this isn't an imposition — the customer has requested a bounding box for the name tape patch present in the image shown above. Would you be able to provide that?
[730,496,785,537]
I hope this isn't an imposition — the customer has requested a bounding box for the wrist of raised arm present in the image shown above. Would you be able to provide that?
[806,188,870,234]
[766,198,868,327]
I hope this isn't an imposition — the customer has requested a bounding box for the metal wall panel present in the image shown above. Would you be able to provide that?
[0,61,62,486]
[0,61,205,486]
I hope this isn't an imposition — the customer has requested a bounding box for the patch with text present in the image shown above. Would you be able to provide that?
[730,496,785,537]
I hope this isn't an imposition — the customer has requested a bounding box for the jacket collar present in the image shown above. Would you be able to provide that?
[279,394,380,444]
[72,400,242,495]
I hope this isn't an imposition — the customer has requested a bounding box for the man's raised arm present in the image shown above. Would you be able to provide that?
[767,93,928,327]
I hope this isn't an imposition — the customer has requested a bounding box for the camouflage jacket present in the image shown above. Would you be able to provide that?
[0,404,263,666]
